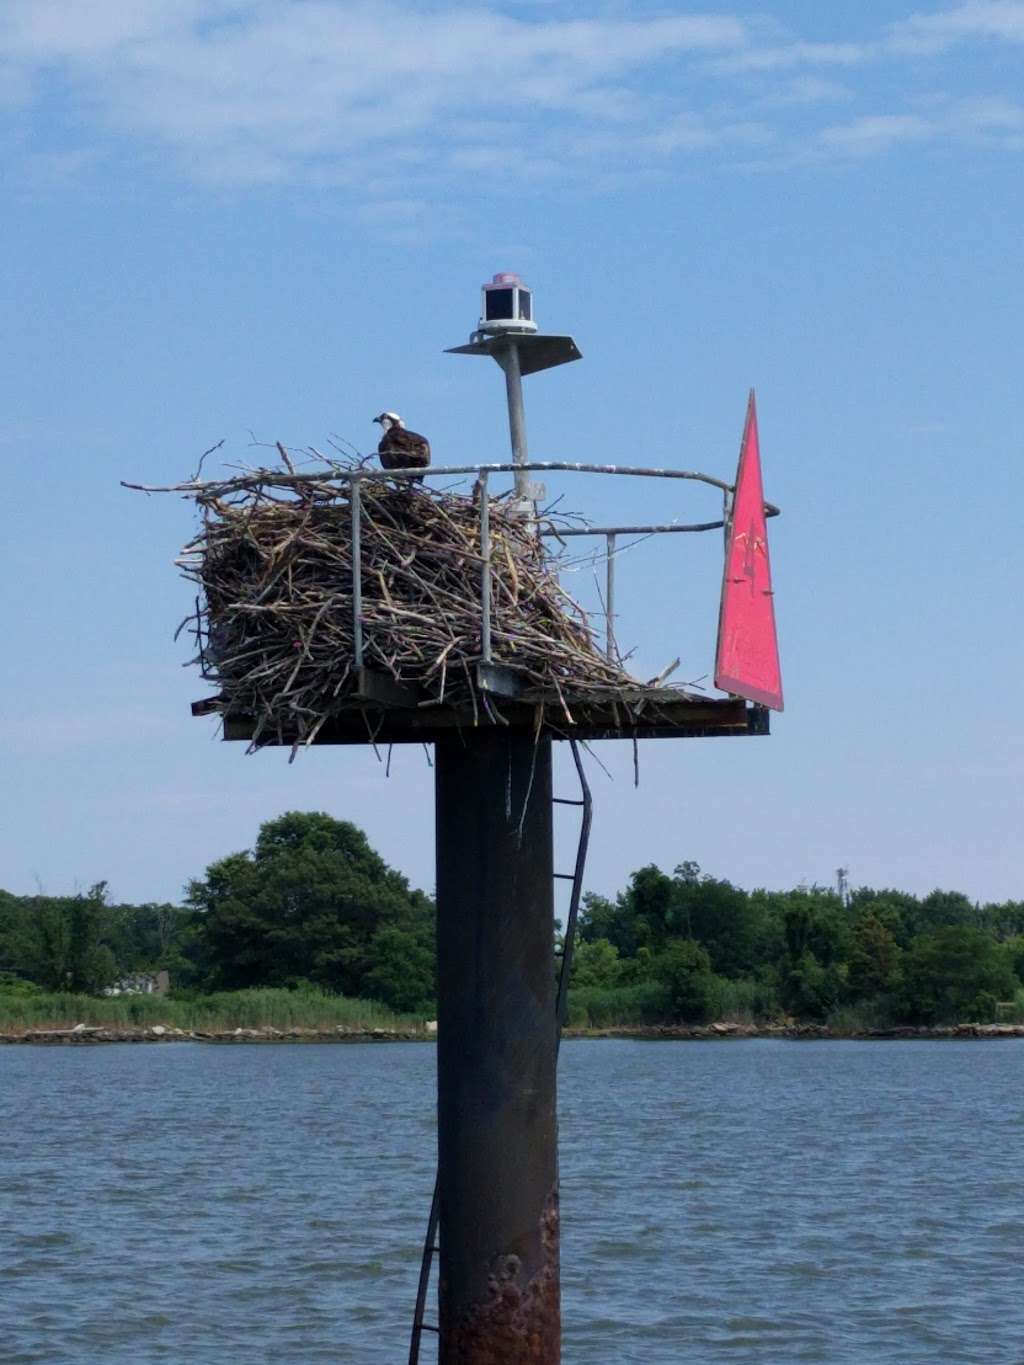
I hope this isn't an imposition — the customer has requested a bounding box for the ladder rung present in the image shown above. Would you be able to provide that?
[421,1323,440,1333]
[553,873,575,881]
[553,797,585,806]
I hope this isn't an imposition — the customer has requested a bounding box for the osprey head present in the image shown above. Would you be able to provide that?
[373,411,403,431]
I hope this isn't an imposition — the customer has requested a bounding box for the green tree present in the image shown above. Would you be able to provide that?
[980,901,1024,942]
[675,872,763,978]
[363,927,435,1014]
[850,889,920,947]
[782,951,845,1019]
[578,889,646,958]
[624,865,677,950]
[0,890,25,976]
[899,927,1019,1023]
[188,812,434,996]
[578,892,631,954]
[847,913,902,999]
[15,884,118,993]
[570,937,623,989]
[916,889,979,935]
[745,890,790,971]
[653,939,719,1023]
[782,894,849,968]
[93,899,207,988]
[1005,935,1024,984]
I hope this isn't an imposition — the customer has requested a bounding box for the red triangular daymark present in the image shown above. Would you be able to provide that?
[714,391,783,711]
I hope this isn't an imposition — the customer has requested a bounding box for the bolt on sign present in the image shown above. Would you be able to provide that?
[714,391,783,711]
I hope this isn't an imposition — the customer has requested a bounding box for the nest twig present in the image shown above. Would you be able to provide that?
[156,463,640,745]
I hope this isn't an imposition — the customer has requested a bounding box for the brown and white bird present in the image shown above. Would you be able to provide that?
[372,412,431,485]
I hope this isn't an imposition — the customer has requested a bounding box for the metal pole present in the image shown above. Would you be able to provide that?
[605,532,616,662]
[351,477,364,667]
[479,471,492,663]
[502,340,530,502]
[435,732,559,1363]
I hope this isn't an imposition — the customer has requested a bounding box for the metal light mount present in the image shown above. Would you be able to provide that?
[446,272,582,514]
[448,271,581,369]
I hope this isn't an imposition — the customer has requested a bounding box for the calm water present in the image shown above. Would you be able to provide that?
[1,1039,1022,1363]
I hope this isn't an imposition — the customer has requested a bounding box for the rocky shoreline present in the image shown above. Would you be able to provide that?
[0,1023,430,1045]
[566,1021,1024,1041]
[3,1020,1024,1044]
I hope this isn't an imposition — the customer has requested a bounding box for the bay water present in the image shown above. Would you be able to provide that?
[2,1039,1022,1363]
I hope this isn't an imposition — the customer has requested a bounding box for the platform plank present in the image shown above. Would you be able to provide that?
[208,690,768,746]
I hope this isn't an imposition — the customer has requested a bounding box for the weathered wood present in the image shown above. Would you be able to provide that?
[352,667,421,709]
[217,694,767,746]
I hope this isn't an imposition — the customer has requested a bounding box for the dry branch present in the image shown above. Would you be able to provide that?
[158,464,642,745]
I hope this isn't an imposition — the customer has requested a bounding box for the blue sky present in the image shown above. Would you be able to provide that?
[2,0,1022,907]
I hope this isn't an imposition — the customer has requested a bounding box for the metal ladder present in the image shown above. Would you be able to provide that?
[407,738,593,1363]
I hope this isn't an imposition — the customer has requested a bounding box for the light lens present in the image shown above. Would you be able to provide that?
[485,288,515,321]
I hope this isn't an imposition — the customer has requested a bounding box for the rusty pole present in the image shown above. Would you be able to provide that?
[434,731,560,1363]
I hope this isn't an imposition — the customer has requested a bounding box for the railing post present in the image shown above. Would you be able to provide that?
[351,477,364,667]
[479,472,492,663]
[605,532,616,662]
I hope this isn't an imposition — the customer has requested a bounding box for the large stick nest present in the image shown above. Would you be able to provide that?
[173,469,636,745]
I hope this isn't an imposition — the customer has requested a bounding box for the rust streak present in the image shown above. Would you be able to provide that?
[443,1191,560,1363]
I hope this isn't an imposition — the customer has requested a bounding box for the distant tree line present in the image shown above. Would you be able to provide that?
[0,814,436,1015]
[3,814,1023,1026]
[0,882,193,996]
[572,864,1024,1027]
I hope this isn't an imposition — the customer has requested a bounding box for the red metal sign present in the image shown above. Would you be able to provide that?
[714,392,783,711]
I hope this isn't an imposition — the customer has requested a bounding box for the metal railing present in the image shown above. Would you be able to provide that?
[343,459,779,674]
[538,520,734,663]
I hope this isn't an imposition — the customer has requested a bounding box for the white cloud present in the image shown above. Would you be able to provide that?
[890,0,1024,55]
[709,40,870,75]
[940,93,1024,144]
[952,92,1024,125]
[817,112,935,157]
[759,76,855,108]
[0,1,756,188]
[0,0,207,60]
[646,112,774,155]
[709,0,1024,73]
[815,96,1024,159]
[1,1,1024,192]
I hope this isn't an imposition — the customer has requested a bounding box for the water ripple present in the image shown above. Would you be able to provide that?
[1,1039,1023,1362]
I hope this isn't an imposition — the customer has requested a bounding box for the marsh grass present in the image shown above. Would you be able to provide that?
[0,987,423,1033]
[566,977,783,1029]
[567,981,671,1028]
[711,978,781,1023]
[826,1000,898,1035]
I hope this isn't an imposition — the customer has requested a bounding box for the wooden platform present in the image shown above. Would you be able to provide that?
[192,666,769,746]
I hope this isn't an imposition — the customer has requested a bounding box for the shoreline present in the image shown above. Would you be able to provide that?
[3,1021,1024,1045]
[567,1022,1024,1041]
[0,1024,429,1045]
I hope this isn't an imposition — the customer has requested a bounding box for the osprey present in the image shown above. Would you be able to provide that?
[372,412,431,485]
